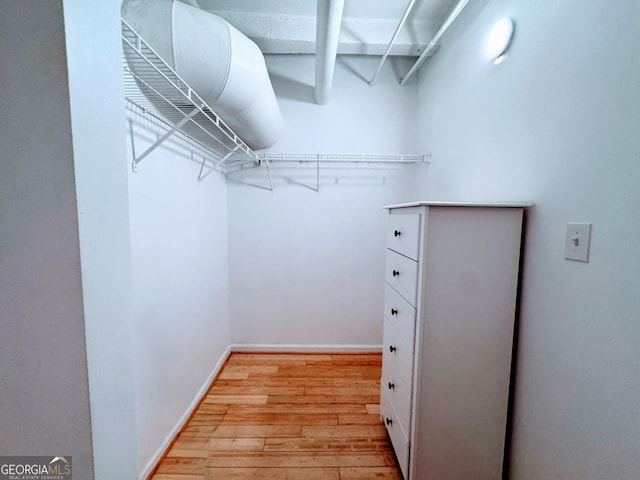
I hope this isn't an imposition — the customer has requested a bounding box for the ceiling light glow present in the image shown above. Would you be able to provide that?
[486,17,515,63]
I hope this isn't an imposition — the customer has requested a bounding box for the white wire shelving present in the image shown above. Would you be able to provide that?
[247,153,429,191]
[121,18,263,179]
[257,153,427,164]
[121,18,429,190]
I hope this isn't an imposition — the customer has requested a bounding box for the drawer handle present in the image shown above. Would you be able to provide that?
[390,308,398,316]
[389,345,397,353]
[386,417,393,426]
[388,382,395,390]
[394,230,401,237]
[392,270,400,277]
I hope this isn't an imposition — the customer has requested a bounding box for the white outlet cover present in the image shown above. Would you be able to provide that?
[564,223,592,262]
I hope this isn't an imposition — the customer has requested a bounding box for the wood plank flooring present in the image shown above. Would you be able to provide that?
[151,353,402,480]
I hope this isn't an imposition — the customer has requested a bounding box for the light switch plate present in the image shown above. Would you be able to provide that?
[564,223,592,262]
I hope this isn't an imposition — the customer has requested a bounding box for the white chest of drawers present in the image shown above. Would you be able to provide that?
[380,202,528,480]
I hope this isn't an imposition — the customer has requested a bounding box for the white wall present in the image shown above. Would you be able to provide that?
[0,2,95,477]
[0,1,140,478]
[126,110,232,473]
[227,55,419,347]
[63,0,140,477]
[414,0,640,478]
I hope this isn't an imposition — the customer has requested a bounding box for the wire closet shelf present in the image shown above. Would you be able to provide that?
[121,18,260,174]
[256,153,426,164]
[121,18,429,188]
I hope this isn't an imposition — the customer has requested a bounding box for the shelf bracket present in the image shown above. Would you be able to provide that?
[133,107,200,166]
[197,156,209,182]
[198,145,240,182]
[215,145,241,168]
[265,157,274,191]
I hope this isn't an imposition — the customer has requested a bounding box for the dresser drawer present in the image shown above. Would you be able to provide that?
[381,384,410,479]
[387,213,420,261]
[382,317,413,392]
[384,284,416,347]
[385,249,418,306]
[381,352,412,432]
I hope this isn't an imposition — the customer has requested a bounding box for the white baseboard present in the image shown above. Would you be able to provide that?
[139,345,231,480]
[230,343,382,353]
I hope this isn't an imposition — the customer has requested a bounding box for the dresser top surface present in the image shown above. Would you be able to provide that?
[385,201,532,210]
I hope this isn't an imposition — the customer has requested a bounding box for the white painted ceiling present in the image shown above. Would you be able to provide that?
[194,0,459,56]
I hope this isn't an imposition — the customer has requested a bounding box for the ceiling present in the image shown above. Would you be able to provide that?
[193,0,459,56]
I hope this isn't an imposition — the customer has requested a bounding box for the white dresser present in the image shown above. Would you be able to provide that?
[380,202,528,480]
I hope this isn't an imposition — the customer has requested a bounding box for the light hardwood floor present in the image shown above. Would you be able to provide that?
[150,352,403,480]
